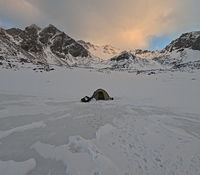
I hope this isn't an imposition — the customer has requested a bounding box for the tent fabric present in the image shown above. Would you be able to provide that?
[91,89,111,100]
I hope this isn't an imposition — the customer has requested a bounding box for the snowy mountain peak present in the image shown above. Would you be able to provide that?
[110,51,136,61]
[28,24,42,31]
[0,24,200,72]
[98,51,163,71]
[0,24,102,70]
[165,31,200,52]
[41,24,62,36]
[77,40,122,60]
[5,28,23,37]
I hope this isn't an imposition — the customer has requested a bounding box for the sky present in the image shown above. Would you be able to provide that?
[0,0,200,51]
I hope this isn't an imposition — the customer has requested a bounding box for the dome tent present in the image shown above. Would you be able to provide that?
[91,88,113,101]
[81,88,113,102]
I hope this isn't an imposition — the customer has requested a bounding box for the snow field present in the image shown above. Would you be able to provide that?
[0,66,200,175]
[0,159,36,175]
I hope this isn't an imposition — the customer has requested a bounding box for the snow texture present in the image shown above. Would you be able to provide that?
[0,66,200,175]
[0,159,36,175]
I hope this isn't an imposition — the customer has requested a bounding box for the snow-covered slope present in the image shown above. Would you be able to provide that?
[0,66,200,175]
[150,31,200,69]
[1,24,200,72]
[78,31,200,72]
[0,26,200,175]
[165,31,200,52]
[103,31,200,72]
[100,51,163,71]
[0,27,54,72]
[156,32,200,67]
[77,40,123,60]
[0,24,100,70]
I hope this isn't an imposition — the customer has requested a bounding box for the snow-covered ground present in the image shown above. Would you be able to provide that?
[0,67,200,175]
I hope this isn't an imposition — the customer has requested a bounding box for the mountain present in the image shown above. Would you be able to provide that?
[0,24,200,72]
[101,31,200,72]
[98,51,162,72]
[165,31,200,52]
[0,24,100,71]
[77,40,122,60]
[0,26,49,71]
[78,31,200,72]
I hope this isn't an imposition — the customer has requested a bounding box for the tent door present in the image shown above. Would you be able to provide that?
[98,92,104,100]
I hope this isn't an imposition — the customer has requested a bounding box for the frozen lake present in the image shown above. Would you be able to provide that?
[0,67,200,175]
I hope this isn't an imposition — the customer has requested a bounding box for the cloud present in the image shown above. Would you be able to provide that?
[0,0,42,26]
[0,0,200,50]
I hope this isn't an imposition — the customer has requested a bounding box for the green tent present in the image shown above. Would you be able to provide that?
[91,89,112,100]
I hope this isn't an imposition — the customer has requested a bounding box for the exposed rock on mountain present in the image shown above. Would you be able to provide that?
[192,36,200,50]
[165,31,200,52]
[99,51,162,71]
[0,24,98,71]
[172,60,200,70]
[95,31,200,73]
[39,25,89,58]
[109,52,150,69]
[0,24,200,73]
[110,52,135,61]
[0,27,46,71]
[132,31,200,70]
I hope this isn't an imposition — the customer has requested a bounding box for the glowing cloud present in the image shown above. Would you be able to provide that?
[0,0,200,50]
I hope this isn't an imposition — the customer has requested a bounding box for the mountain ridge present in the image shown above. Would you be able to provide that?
[0,24,101,71]
[0,24,200,72]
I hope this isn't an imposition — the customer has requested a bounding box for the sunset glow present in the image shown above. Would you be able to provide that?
[0,0,200,50]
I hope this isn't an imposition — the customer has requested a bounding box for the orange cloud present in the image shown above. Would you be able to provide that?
[1,0,200,50]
